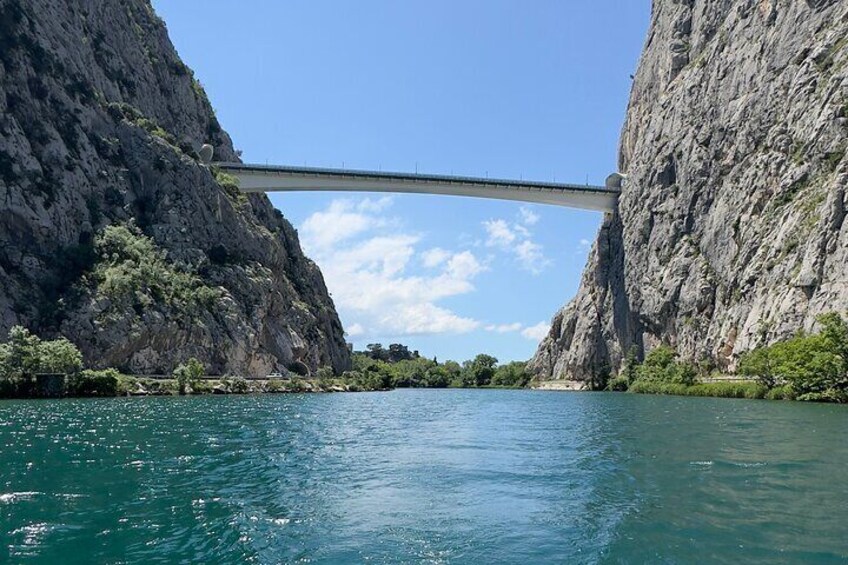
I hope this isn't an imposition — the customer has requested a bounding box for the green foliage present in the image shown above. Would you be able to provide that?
[222,377,250,394]
[68,369,123,397]
[349,348,522,391]
[0,326,83,389]
[737,313,848,400]
[88,224,222,315]
[765,385,798,401]
[635,345,697,385]
[340,369,392,392]
[363,343,418,363]
[738,347,778,387]
[0,326,42,380]
[622,346,639,383]
[797,389,848,403]
[627,380,767,399]
[464,354,498,387]
[265,379,285,393]
[607,375,630,392]
[212,167,245,203]
[315,366,335,381]
[490,361,531,388]
[173,357,204,395]
[105,102,189,153]
[38,338,83,376]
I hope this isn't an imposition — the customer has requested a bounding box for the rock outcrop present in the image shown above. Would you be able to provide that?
[0,0,351,376]
[532,0,848,382]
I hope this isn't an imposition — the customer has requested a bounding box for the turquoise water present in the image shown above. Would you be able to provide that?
[0,390,846,564]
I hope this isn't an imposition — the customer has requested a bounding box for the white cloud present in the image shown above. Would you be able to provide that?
[421,247,450,268]
[300,199,380,250]
[485,322,523,334]
[300,198,486,338]
[482,216,551,275]
[483,219,516,247]
[521,321,551,341]
[346,323,365,337]
[515,240,550,275]
[445,251,485,280]
[355,196,394,213]
[519,206,540,226]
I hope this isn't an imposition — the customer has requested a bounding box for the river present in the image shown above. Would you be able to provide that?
[1,390,846,563]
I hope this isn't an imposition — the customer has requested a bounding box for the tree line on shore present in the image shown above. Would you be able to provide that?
[2,312,847,402]
[0,328,531,397]
[336,344,532,391]
[607,312,848,403]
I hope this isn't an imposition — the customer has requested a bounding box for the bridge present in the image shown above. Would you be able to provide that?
[213,162,622,212]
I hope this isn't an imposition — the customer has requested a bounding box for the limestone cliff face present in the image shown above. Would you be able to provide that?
[532,0,848,382]
[0,0,351,376]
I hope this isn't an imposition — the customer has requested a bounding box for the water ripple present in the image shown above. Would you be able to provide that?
[0,392,846,563]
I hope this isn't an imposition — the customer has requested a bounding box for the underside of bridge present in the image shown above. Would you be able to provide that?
[214,162,620,212]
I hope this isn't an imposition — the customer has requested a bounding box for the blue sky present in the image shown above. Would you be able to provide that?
[152,1,651,363]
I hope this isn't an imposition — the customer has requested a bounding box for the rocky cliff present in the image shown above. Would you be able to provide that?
[532,0,848,383]
[0,0,351,376]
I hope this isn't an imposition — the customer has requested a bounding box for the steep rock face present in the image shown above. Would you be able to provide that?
[0,0,351,376]
[532,0,848,382]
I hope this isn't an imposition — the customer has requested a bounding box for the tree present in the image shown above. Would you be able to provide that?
[636,345,696,385]
[366,343,389,362]
[315,366,335,381]
[38,338,83,376]
[621,345,640,385]
[818,312,848,373]
[173,358,204,395]
[491,361,530,388]
[423,365,451,388]
[1,326,41,380]
[387,343,414,363]
[465,354,498,387]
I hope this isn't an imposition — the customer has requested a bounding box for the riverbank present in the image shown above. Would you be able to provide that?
[0,374,391,400]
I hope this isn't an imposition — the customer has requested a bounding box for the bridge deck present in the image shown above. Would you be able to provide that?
[215,163,619,212]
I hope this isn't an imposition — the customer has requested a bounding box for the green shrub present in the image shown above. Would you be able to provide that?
[223,377,249,394]
[765,384,797,401]
[628,380,689,396]
[491,361,531,388]
[737,312,848,399]
[628,380,769,399]
[190,379,213,394]
[68,369,122,397]
[797,389,848,403]
[173,357,204,395]
[315,366,335,381]
[687,382,767,399]
[87,224,222,315]
[0,327,85,397]
[265,379,285,393]
[636,345,697,385]
[607,375,630,392]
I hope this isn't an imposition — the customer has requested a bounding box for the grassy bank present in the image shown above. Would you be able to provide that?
[626,380,783,400]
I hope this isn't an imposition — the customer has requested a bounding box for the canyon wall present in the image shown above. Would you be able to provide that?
[532,0,848,382]
[0,0,350,376]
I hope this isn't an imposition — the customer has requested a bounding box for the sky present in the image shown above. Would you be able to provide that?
[152,1,651,363]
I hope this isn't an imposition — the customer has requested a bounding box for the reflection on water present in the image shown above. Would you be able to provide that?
[0,391,846,563]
